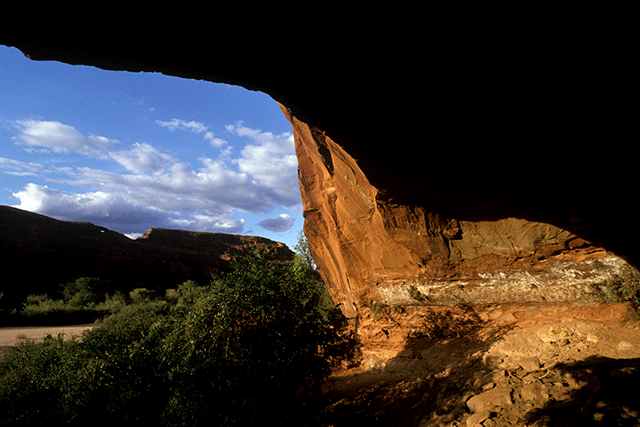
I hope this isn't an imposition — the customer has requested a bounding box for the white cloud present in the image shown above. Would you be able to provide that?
[12,183,140,222]
[0,157,43,176]
[100,125,300,213]
[157,118,229,150]
[204,131,228,148]
[10,182,245,234]
[228,124,299,206]
[7,119,301,238]
[258,214,294,232]
[168,214,245,233]
[109,142,179,174]
[15,119,118,157]
[155,118,207,133]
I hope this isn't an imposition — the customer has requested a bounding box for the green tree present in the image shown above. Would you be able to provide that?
[63,277,104,308]
[164,280,205,306]
[161,250,338,425]
[129,288,156,304]
[293,230,316,269]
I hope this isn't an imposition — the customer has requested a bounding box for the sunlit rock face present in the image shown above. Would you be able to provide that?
[281,104,633,321]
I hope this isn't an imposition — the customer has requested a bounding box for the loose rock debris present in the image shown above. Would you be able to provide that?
[318,303,640,426]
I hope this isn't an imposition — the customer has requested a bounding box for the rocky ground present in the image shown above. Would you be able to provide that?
[318,302,640,426]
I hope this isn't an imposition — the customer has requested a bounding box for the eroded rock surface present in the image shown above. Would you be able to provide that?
[281,104,634,323]
[319,303,640,427]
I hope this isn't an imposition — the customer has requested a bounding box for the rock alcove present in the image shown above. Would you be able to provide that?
[9,39,637,326]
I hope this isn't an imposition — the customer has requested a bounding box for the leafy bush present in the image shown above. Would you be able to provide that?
[128,287,157,304]
[71,300,172,424]
[160,251,337,425]
[21,294,67,315]
[164,280,205,306]
[0,302,171,426]
[11,278,138,325]
[605,265,640,308]
[17,294,105,326]
[0,334,83,424]
[0,250,345,426]
[62,277,106,308]
[94,290,127,314]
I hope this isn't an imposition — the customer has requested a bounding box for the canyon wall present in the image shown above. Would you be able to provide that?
[281,104,633,322]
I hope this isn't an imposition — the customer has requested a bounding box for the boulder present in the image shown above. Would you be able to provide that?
[517,356,541,373]
[466,386,513,413]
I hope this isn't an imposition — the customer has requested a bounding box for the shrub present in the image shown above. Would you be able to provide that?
[0,334,84,424]
[158,251,338,425]
[0,250,345,426]
[94,291,127,314]
[63,277,105,308]
[21,294,67,316]
[602,263,640,309]
[71,300,172,424]
[128,287,157,304]
[164,280,206,306]
[18,292,112,326]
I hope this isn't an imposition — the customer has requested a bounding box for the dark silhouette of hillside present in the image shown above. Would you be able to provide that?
[0,206,292,310]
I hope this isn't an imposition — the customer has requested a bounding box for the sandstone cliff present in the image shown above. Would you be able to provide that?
[281,105,633,323]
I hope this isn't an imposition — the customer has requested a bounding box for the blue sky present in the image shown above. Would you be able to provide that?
[0,45,303,249]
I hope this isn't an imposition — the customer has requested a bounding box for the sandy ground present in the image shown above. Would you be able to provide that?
[0,324,93,356]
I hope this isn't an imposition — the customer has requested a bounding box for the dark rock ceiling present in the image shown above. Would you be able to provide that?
[5,38,636,266]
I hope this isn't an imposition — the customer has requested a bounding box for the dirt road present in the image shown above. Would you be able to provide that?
[0,324,93,354]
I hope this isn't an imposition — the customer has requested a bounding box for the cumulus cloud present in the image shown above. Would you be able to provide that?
[156,118,229,149]
[15,119,118,157]
[11,183,244,234]
[167,214,245,233]
[109,142,179,174]
[228,124,299,206]
[204,131,229,148]
[6,118,300,237]
[258,214,294,232]
[12,183,162,227]
[155,118,208,133]
[13,183,113,217]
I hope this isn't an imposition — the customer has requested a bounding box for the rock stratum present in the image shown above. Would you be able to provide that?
[283,105,634,322]
[0,206,292,304]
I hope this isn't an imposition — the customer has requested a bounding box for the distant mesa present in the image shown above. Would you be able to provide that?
[0,206,292,303]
